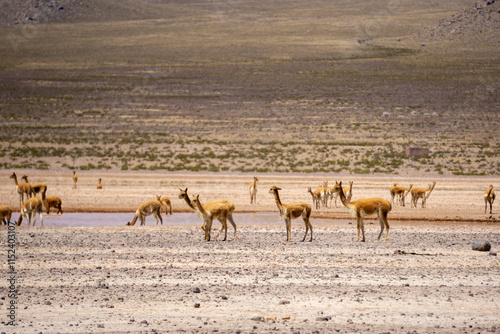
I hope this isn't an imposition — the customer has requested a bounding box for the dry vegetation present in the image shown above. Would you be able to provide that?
[0,0,498,176]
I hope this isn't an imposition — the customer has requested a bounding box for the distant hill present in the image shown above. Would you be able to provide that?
[0,0,164,25]
[416,0,499,45]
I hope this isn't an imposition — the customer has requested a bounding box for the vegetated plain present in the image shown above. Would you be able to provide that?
[0,0,498,175]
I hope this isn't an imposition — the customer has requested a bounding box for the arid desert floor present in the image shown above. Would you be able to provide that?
[1,171,499,333]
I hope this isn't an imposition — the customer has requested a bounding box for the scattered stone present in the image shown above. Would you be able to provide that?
[489,251,497,256]
[193,287,201,293]
[279,300,290,305]
[282,315,291,320]
[251,316,265,322]
[194,303,200,308]
[472,240,491,251]
[266,316,277,322]
[44,301,51,305]
[316,316,331,321]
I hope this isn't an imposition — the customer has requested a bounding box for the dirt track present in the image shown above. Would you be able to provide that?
[1,171,499,333]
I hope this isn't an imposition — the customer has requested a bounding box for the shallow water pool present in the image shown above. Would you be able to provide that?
[27,212,331,227]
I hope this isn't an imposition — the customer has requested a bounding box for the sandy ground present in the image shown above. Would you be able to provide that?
[1,171,500,333]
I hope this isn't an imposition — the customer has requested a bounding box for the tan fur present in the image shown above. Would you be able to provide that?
[126,196,162,226]
[337,181,391,242]
[390,183,412,207]
[320,181,329,207]
[97,178,103,189]
[0,205,12,225]
[178,188,237,240]
[10,172,32,208]
[21,175,47,198]
[344,181,353,202]
[307,187,322,209]
[160,196,173,215]
[17,197,44,227]
[72,171,78,189]
[191,194,234,241]
[484,185,495,214]
[411,181,436,208]
[249,176,259,204]
[42,189,63,215]
[328,181,341,207]
[269,186,313,242]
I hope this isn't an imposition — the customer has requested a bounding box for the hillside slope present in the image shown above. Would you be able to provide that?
[416,0,499,45]
[0,0,164,25]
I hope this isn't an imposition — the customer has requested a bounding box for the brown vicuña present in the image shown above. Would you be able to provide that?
[72,171,78,189]
[344,181,354,202]
[97,178,103,189]
[10,172,31,208]
[191,194,234,241]
[21,175,47,198]
[307,186,322,209]
[160,196,173,215]
[42,188,63,215]
[126,196,163,226]
[328,181,341,208]
[17,197,44,227]
[411,181,436,208]
[320,181,329,207]
[249,176,259,204]
[390,183,412,207]
[178,188,237,240]
[269,186,313,242]
[336,181,391,242]
[484,185,495,214]
[0,205,12,225]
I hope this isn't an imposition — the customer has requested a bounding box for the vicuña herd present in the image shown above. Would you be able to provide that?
[2,173,497,243]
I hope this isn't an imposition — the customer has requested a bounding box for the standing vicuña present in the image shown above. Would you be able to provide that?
[21,175,47,198]
[411,181,436,208]
[0,205,12,225]
[336,181,391,242]
[390,183,412,207]
[126,196,163,226]
[72,171,78,189]
[307,187,322,209]
[178,188,237,240]
[191,194,233,241]
[160,196,173,215]
[10,172,31,208]
[42,188,63,215]
[249,176,259,204]
[97,178,103,189]
[328,181,341,208]
[484,185,495,214]
[269,186,313,242]
[344,181,353,202]
[17,197,44,227]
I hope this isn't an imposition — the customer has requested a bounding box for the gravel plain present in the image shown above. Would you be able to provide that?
[1,172,499,333]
